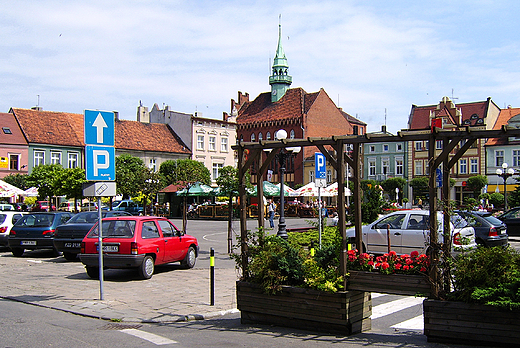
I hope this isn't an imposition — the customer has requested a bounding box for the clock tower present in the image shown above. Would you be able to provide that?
[269,22,292,103]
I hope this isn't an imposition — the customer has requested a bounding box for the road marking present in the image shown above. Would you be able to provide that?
[202,231,227,241]
[27,260,42,263]
[371,297,424,319]
[120,328,177,345]
[391,315,424,330]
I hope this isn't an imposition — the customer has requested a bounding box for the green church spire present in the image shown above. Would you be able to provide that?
[269,16,292,102]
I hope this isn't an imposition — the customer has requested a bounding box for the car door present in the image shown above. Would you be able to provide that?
[401,213,429,255]
[157,219,184,262]
[367,213,406,254]
[140,220,166,262]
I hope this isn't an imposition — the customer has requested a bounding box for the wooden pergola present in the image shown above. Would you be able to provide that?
[233,126,520,298]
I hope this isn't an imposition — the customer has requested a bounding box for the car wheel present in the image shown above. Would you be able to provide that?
[86,266,99,279]
[11,248,24,257]
[138,255,154,279]
[52,247,61,257]
[63,252,77,261]
[181,246,197,269]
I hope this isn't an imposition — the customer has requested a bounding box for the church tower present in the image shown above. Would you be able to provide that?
[269,21,292,102]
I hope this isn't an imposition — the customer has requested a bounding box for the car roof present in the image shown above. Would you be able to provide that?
[101,215,167,221]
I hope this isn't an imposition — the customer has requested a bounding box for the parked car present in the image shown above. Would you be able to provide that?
[58,201,81,212]
[0,211,26,247]
[54,210,132,260]
[111,200,144,215]
[0,203,15,211]
[345,210,477,255]
[31,201,56,212]
[13,203,28,211]
[80,202,108,212]
[456,210,509,247]
[8,212,74,257]
[79,216,198,279]
[497,207,520,236]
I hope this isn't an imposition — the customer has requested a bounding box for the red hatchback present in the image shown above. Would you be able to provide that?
[79,216,198,279]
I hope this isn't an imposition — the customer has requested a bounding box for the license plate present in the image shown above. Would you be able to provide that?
[21,241,37,246]
[96,245,118,252]
[64,242,81,248]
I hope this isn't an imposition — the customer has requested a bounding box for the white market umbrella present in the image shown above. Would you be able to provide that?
[21,186,39,197]
[324,182,351,196]
[296,182,333,197]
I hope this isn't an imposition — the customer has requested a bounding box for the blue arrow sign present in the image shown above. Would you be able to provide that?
[84,110,114,146]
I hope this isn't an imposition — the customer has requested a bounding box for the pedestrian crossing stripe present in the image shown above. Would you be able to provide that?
[391,315,424,330]
[371,296,424,319]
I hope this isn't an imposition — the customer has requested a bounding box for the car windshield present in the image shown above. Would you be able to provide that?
[111,201,122,208]
[482,215,504,226]
[67,212,109,223]
[450,213,469,228]
[88,220,136,238]
[17,214,55,227]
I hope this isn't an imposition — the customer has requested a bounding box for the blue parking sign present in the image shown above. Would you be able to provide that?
[315,153,326,179]
[85,145,115,181]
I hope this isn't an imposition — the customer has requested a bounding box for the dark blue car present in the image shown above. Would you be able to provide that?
[8,212,74,257]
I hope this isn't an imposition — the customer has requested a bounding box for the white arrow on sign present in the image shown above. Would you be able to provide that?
[92,112,108,144]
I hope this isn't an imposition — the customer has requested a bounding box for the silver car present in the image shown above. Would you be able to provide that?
[346,210,477,255]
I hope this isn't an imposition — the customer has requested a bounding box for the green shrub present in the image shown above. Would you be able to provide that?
[450,246,520,310]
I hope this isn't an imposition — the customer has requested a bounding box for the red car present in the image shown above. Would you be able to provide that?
[79,216,198,279]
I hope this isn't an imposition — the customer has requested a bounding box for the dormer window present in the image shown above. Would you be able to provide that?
[2,127,12,134]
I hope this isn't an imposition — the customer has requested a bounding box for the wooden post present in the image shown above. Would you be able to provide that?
[352,143,363,255]
[238,145,249,279]
[335,141,347,288]
[428,133,440,299]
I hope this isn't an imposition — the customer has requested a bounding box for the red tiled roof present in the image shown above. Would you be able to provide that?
[237,88,319,124]
[409,99,490,130]
[339,109,366,126]
[115,120,191,154]
[486,107,520,146]
[0,112,27,145]
[11,108,84,147]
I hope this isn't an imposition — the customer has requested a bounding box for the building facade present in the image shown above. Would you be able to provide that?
[0,112,28,178]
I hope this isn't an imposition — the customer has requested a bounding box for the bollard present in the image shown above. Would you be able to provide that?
[386,224,391,253]
[310,241,315,257]
[210,247,215,306]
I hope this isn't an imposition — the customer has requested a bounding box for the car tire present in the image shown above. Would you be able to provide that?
[63,252,77,261]
[86,266,99,279]
[11,248,24,257]
[138,255,154,279]
[181,246,197,269]
[52,247,61,257]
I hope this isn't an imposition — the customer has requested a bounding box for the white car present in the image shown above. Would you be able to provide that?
[0,211,25,247]
[346,210,477,255]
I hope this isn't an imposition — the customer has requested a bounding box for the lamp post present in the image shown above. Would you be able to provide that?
[496,162,515,211]
[275,129,300,239]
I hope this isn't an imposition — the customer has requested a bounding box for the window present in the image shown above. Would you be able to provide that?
[2,127,12,134]
[513,150,520,167]
[209,136,216,151]
[436,140,443,150]
[266,132,271,140]
[141,221,160,239]
[359,128,363,135]
[397,143,402,152]
[68,152,78,168]
[157,220,177,237]
[258,133,263,141]
[459,159,467,174]
[396,158,403,175]
[368,159,376,176]
[495,150,504,167]
[415,141,422,151]
[149,159,156,171]
[221,137,228,152]
[9,154,19,170]
[51,152,61,165]
[309,170,315,182]
[251,133,255,142]
[353,126,358,135]
[383,144,389,152]
[415,160,423,176]
[382,158,390,175]
[34,150,45,166]
[470,158,478,174]
[289,129,295,139]
[369,145,375,153]
[327,170,332,183]
[197,135,204,150]
[212,163,224,181]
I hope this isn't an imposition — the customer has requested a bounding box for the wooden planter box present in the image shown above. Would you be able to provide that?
[424,299,520,347]
[236,281,372,335]
[347,271,431,297]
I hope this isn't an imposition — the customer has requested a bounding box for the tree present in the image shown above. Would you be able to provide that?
[115,154,147,199]
[54,168,86,211]
[506,178,520,208]
[348,180,385,224]
[466,175,488,198]
[381,177,407,202]
[3,173,29,190]
[409,177,429,203]
[141,168,163,215]
[159,159,211,231]
[489,192,504,209]
[27,164,64,201]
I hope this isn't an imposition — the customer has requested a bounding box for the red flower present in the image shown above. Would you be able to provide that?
[382,262,390,270]
[411,250,419,258]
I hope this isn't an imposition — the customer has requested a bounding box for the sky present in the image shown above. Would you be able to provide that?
[2,0,520,134]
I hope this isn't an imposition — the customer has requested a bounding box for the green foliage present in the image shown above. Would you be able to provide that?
[450,247,520,310]
[159,159,211,187]
[115,154,147,199]
[464,197,478,210]
[466,175,488,196]
[3,173,29,190]
[287,225,340,247]
[382,177,406,200]
[54,168,86,199]
[507,178,520,208]
[27,164,63,199]
[215,166,239,195]
[489,192,504,208]
[409,177,429,201]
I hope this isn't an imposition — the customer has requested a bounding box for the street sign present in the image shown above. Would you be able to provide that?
[436,168,442,188]
[315,152,326,179]
[84,110,114,146]
[83,182,117,197]
[85,145,115,181]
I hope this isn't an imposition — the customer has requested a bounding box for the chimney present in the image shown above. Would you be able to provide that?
[381,125,387,133]
[137,103,149,123]
[31,106,42,111]
[114,111,119,121]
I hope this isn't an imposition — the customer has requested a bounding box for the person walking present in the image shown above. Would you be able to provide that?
[268,199,276,228]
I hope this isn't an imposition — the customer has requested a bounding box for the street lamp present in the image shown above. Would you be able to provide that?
[275,129,300,239]
[496,162,515,211]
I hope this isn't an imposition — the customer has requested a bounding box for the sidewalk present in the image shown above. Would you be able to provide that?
[0,251,239,323]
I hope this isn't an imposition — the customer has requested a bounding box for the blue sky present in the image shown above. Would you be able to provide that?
[1,0,520,134]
